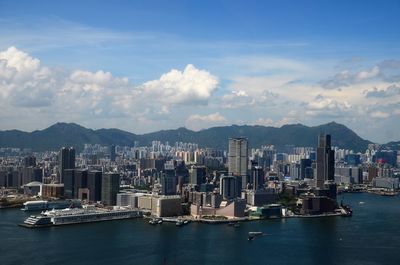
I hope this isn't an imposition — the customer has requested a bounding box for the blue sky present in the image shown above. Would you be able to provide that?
[0,0,399,143]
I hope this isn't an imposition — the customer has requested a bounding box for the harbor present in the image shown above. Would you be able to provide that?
[2,193,399,265]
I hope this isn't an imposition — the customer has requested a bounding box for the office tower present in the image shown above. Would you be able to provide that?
[59,147,75,183]
[251,166,264,190]
[101,173,120,206]
[228,138,248,176]
[110,145,116,162]
[219,175,242,200]
[189,165,206,186]
[74,169,88,199]
[63,169,75,199]
[87,171,102,202]
[316,134,335,188]
[220,175,237,200]
[300,158,312,179]
[161,164,177,195]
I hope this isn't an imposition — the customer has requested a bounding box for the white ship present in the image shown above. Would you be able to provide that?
[20,205,142,228]
[22,200,82,211]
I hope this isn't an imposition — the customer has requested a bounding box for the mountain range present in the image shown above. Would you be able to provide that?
[0,121,384,152]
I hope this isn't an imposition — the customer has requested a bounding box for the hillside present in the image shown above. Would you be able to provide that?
[0,122,373,152]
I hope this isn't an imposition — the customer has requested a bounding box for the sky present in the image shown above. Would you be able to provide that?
[0,0,399,143]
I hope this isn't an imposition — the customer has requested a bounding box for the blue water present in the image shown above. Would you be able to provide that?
[1,193,400,265]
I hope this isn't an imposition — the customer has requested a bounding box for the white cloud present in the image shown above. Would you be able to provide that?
[356,66,380,80]
[140,64,218,105]
[370,111,390,119]
[0,46,54,107]
[185,112,227,130]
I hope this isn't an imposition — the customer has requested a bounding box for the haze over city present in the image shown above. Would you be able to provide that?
[0,0,399,143]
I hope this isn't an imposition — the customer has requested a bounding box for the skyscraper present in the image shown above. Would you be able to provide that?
[189,165,206,186]
[161,163,177,195]
[101,172,120,206]
[59,147,75,183]
[228,138,248,176]
[251,166,264,190]
[316,134,335,188]
[220,175,240,200]
[110,145,116,162]
[87,170,102,202]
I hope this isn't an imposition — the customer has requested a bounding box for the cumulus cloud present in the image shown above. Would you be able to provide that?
[0,47,222,128]
[0,46,55,107]
[140,64,218,105]
[365,84,400,98]
[185,112,227,130]
[320,66,380,89]
[306,95,352,117]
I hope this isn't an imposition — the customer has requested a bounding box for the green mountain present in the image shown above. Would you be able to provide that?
[0,122,373,152]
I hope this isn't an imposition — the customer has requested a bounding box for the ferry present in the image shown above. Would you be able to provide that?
[22,200,82,211]
[20,205,142,228]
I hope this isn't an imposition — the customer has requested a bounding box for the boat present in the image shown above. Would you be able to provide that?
[233,222,240,228]
[227,222,235,226]
[20,205,142,228]
[248,232,263,236]
[149,218,163,225]
[183,220,189,225]
[22,199,82,211]
[248,235,255,241]
[176,220,184,226]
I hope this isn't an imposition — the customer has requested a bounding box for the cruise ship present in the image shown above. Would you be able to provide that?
[20,205,142,228]
[22,200,82,211]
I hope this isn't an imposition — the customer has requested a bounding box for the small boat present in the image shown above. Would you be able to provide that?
[233,223,240,228]
[227,222,234,226]
[359,201,365,204]
[248,235,255,241]
[248,232,263,236]
[183,220,189,225]
[149,218,163,225]
[176,220,184,226]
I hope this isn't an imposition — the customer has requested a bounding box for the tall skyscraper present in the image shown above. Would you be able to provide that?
[63,169,75,199]
[101,172,120,206]
[251,166,264,190]
[59,147,75,183]
[228,138,248,176]
[87,170,102,202]
[110,145,116,162]
[161,163,177,195]
[316,134,335,188]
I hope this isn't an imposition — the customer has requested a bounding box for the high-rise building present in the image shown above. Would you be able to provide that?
[189,165,206,186]
[219,175,242,200]
[300,158,312,179]
[74,169,88,199]
[101,172,120,206]
[63,169,75,199]
[161,164,177,195]
[59,147,75,183]
[228,138,248,177]
[316,134,335,188]
[251,166,264,190]
[87,170,102,202]
[110,145,116,162]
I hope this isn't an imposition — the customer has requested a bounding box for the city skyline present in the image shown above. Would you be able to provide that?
[0,0,399,143]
